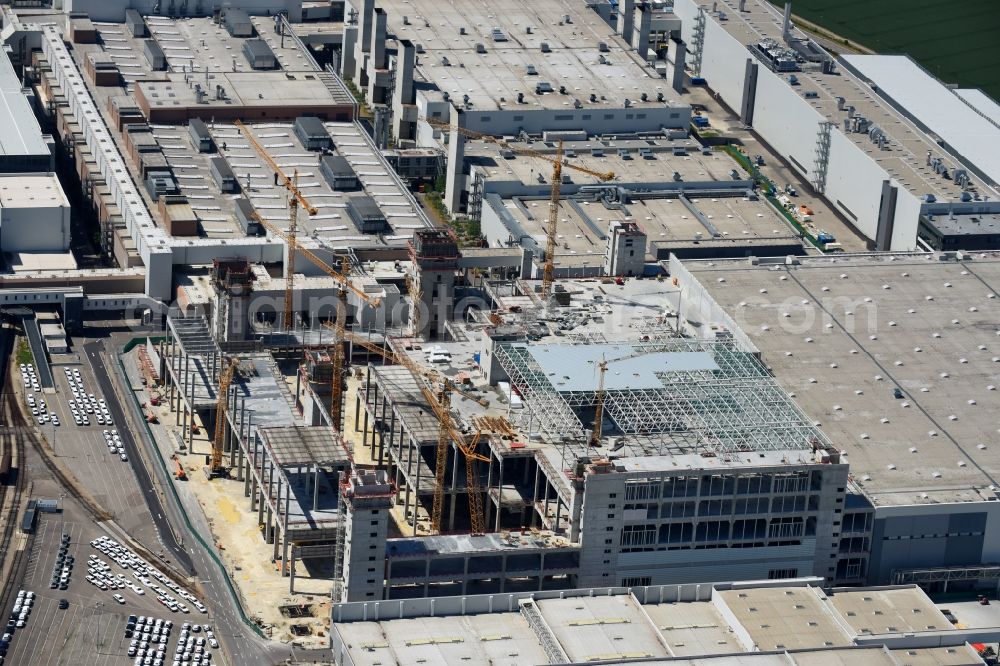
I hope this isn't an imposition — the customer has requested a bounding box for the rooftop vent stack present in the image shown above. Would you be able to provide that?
[599,42,610,53]
[847,105,855,118]
[843,118,851,132]
[599,55,607,65]
[574,98,583,109]
[673,171,682,181]
[476,43,486,54]
[559,85,567,94]
[624,98,631,108]
[782,1,793,42]
[442,91,450,101]
[441,56,450,66]
[640,92,648,102]
[459,26,466,35]
[712,1,717,11]
[463,94,470,107]
[739,0,747,10]
[216,84,222,100]
[926,150,933,166]
[836,96,845,111]
[563,14,571,23]
[657,92,664,102]
[526,25,532,34]
[878,135,887,150]
[402,15,409,25]
[517,92,525,104]
[540,42,550,53]
[590,93,598,103]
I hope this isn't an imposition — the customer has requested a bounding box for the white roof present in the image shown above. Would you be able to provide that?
[842,54,1000,188]
[0,174,68,208]
[0,49,50,159]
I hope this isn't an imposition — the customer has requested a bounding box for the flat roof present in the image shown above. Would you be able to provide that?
[0,49,50,159]
[922,211,1000,237]
[716,586,852,651]
[682,252,1000,505]
[332,581,982,666]
[686,0,998,202]
[842,55,1000,188]
[0,174,68,208]
[377,0,682,111]
[258,425,349,467]
[488,193,798,268]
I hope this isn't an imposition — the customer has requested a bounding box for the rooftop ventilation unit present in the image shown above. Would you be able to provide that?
[526,64,537,75]
[657,92,664,102]
[535,82,553,94]
[475,43,487,54]
[441,56,450,66]
[599,42,609,52]
[624,98,631,108]
[589,93,598,103]
[526,26,533,34]
[573,99,583,109]
[459,26,466,35]
[490,27,507,42]
[402,15,409,25]
[559,85,567,94]
[517,92,525,104]
[599,55,608,65]
[540,42,550,53]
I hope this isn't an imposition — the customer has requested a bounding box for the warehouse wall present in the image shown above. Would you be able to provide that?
[0,205,70,252]
[868,501,1000,585]
[752,66,824,183]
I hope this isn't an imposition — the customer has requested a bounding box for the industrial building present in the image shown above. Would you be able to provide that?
[339,0,692,212]
[330,579,991,665]
[670,0,1000,252]
[0,47,52,173]
[674,250,1000,588]
[0,173,71,252]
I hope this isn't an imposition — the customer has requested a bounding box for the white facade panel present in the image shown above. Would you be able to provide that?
[697,15,750,111]
[890,187,921,251]
[0,205,70,252]
[752,66,824,183]
[823,129,888,241]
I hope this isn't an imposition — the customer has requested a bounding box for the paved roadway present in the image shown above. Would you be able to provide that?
[21,315,54,389]
[83,340,194,576]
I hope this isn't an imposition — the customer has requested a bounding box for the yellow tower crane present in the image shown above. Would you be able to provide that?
[250,212,381,431]
[589,358,608,448]
[233,120,318,331]
[326,328,489,534]
[208,357,239,479]
[427,120,615,300]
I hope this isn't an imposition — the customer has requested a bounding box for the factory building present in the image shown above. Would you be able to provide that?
[0,47,53,173]
[675,251,1000,590]
[671,0,1000,252]
[331,579,992,666]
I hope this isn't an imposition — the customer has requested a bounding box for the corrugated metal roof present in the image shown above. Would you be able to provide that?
[843,54,1000,188]
[0,49,50,159]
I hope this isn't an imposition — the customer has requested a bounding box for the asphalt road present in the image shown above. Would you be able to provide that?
[83,340,193,576]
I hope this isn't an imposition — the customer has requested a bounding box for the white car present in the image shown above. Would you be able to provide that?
[113,594,126,604]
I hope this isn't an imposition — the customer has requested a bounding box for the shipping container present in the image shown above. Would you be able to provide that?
[144,39,166,71]
[293,116,332,151]
[242,39,276,70]
[319,154,360,191]
[346,195,388,234]
[188,118,215,153]
[126,8,148,37]
[210,157,239,193]
[234,197,264,236]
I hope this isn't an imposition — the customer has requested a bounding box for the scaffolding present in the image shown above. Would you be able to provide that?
[494,339,829,456]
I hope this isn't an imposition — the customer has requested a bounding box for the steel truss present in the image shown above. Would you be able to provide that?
[494,339,829,455]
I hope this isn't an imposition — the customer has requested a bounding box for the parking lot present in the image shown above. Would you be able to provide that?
[4,512,221,666]
[21,343,165,554]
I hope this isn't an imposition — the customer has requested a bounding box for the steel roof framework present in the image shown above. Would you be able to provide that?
[494,340,829,455]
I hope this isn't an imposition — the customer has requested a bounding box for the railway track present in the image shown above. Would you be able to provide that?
[0,373,29,617]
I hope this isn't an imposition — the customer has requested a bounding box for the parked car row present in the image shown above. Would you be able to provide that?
[20,363,39,392]
[25,392,58,427]
[48,532,74,590]
[63,367,114,427]
[103,430,129,462]
[90,537,208,615]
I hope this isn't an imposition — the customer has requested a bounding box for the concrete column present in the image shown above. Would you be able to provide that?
[412,443,421,536]
[531,465,541,528]
[282,486,290,575]
[354,392,361,432]
[672,39,687,94]
[391,39,416,140]
[494,456,504,532]
[617,0,635,44]
[313,463,320,511]
[382,409,394,467]
[484,452,494,529]
[632,4,651,60]
[289,548,296,593]
[352,0,374,87]
[369,7,386,70]
[443,109,466,214]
